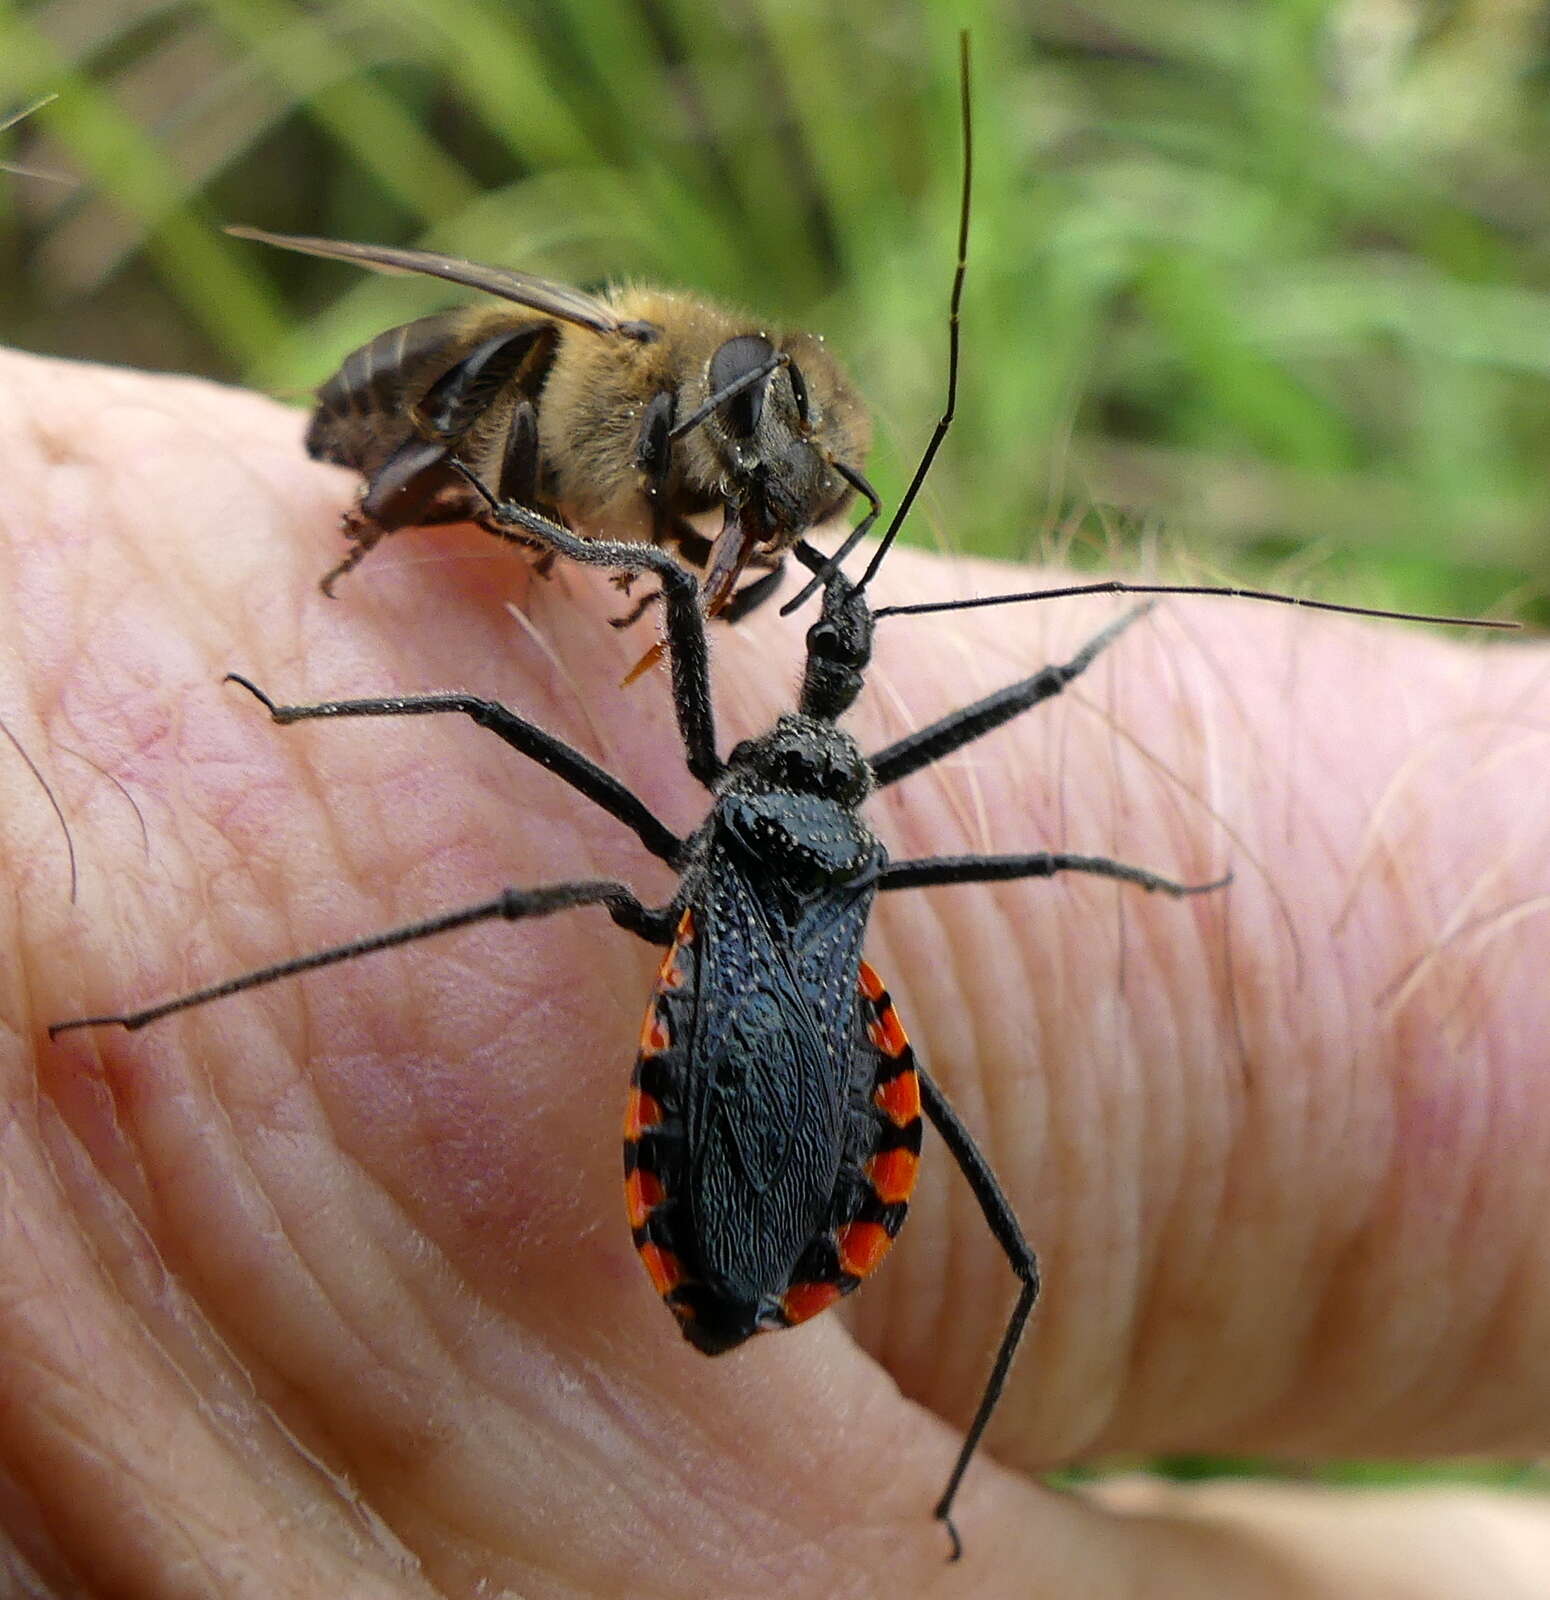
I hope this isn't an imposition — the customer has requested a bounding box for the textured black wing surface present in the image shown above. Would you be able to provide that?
[682,844,875,1300]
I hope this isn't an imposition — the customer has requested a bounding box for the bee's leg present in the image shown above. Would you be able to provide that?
[664,523,711,566]
[321,507,388,597]
[717,558,786,624]
[321,438,457,596]
[634,388,679,554]
[608,587,660,630]
[634,390,677,501]
[608,514,707,629]
[497,398,542,507]
[417,325,554,445]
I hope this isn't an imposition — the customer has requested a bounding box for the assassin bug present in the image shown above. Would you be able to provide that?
[48,526,1224,1558]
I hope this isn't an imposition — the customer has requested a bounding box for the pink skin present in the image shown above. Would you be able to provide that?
[4,347,1550,1596]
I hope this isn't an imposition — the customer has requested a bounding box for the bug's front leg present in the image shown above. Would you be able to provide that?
[224,675,684,866]
[866,606,1153,789]
[450,461,723,791]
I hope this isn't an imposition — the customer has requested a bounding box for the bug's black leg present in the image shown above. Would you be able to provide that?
[450,462,723,789]
[225,676,683,865]
[914,1067,1039,1563]
[49,880,672,1038]
[880,853,1229,897]
[868,606,1150,790]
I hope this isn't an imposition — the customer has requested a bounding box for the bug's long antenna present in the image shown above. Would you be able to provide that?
[853,32,971,598]
[780,30,972,616]
[873,578,1520,631]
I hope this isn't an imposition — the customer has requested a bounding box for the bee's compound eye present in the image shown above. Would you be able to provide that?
[709,335,776,436]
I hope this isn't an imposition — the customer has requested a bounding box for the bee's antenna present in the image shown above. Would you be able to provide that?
[872,578,1520,632]
[782,29,972,615]
[668,350,790,442]
[811,461,883,572]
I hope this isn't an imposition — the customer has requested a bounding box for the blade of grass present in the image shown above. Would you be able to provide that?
[0,13,287,363]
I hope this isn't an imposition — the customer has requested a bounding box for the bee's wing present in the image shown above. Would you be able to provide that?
[226,226,645,339]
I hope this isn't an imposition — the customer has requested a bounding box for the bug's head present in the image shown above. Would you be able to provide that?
[797,567,873,723]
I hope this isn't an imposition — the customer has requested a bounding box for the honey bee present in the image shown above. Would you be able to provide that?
[228,227,876,620]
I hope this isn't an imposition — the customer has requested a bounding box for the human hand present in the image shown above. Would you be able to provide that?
[7,349,1550,1596]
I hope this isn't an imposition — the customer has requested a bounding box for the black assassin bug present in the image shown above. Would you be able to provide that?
[49,534,1226,1557]
[49,511,1507,1555]
[49,35,1515,1558]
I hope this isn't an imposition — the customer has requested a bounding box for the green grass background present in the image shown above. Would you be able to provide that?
[2,0,1546,1491]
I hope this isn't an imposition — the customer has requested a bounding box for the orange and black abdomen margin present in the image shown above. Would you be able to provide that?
[621,908,924,1346]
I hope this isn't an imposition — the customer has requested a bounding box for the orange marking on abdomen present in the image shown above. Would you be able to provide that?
[837,1221,893,1278]
[857,961,885,1002]
[638,1241,684,1296]
[866,1147,920,1204]
[638,1004,671,1057]
[867,1003,908,1059]
[623,1088,664,1141]
[625,1168,665,1228]
[780,1281,843,1325]
[874,1068,921,1129]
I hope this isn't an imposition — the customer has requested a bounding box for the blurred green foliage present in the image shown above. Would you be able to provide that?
[3,0,1548,620]
[1,0,1547,1491]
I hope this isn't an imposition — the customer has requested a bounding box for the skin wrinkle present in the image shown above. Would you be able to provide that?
[33,1102,423,1578]
[0,1135,405,1600]
[95,990,499,1517]
[1126,624,1369,1452]
[1377,728,1550,1012]
[567,1342,907,1596]
[1100,629,1248,1426]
